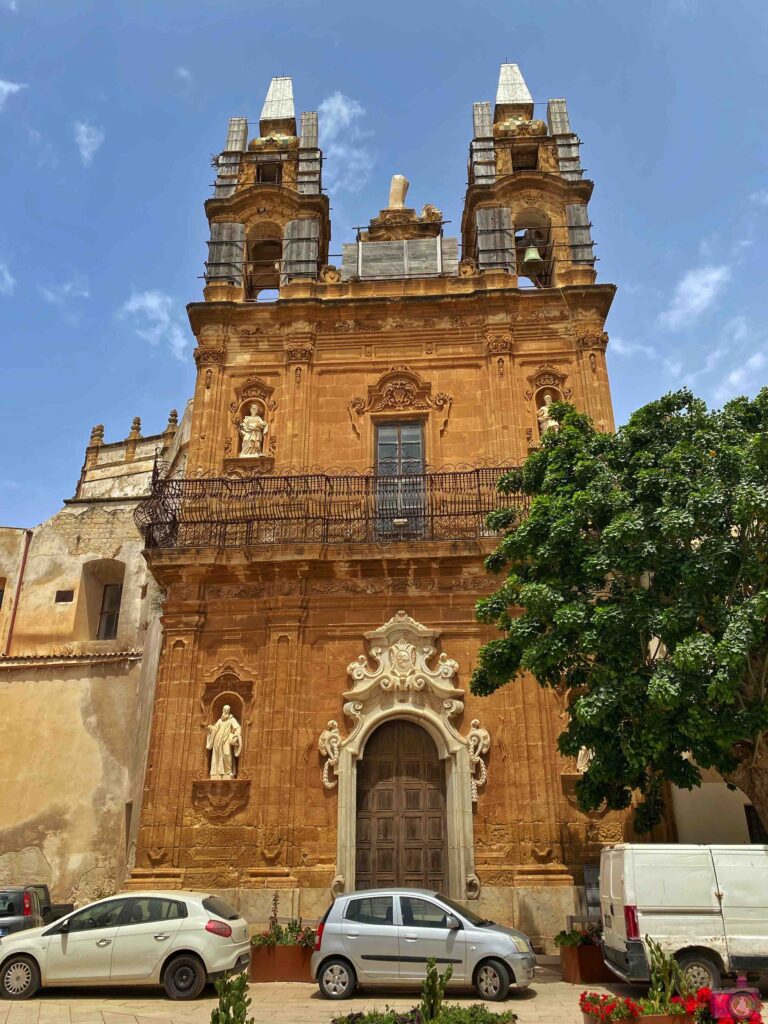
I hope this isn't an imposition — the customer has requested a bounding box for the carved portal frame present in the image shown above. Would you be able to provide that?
[329,612,482,901]
[225,375,278,475]
[348,365,452,465]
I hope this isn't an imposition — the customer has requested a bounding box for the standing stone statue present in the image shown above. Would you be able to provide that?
[388,174,409,209]
[239,403,268,457]
[206,705,242,779]
[537,391,559,436]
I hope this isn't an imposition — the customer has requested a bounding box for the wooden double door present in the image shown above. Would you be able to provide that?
[355,720,447,891]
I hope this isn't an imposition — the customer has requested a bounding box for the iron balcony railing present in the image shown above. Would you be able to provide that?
[135,465,527,550]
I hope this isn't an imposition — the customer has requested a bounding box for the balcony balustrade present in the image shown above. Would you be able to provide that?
[135,465,526,550]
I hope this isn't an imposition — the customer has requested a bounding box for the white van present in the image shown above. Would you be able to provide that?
[600,844,768,989]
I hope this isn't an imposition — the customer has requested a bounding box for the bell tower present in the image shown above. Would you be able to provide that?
[204,75,330,304]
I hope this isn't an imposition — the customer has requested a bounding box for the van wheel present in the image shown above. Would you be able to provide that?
[163,954,207,1000]
[0,956,40,1000]
[318,958,356,999]
[678,953,721,991]
[475,959,511,1001]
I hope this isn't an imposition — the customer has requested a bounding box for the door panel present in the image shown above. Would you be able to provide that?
[44,899,129,983]
[398,896,466,981]
[110,897,186,981]
[713,850,768,969]
[341,895,399,980]
[356,721,446,891]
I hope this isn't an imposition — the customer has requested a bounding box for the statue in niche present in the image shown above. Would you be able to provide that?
[239,403,268,457]
[388,174,409,209]
[577,746,594,774]
[206,704,243,779]
[537,390,560,437]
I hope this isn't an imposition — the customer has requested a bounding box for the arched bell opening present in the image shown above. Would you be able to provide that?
[245,222,282,300]
[355,719,447,891]
[514,207,553,288]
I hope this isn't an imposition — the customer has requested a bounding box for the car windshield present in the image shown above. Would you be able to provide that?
[435,893,491,927]
[0,893,20,916]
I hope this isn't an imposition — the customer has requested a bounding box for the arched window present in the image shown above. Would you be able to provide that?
[514,208,553,288]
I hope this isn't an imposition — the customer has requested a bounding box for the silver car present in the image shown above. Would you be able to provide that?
[311,888,536,1001]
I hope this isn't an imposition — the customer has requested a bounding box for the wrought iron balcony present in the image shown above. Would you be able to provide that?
[135,464,526,550]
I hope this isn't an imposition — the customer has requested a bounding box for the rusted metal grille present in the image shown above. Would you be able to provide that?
[135,466,526,549]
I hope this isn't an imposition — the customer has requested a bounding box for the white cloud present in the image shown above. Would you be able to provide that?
[658,265,730,331]
[73,120,104,165]
[609,336,657,359]
[0,79,25,111]
[5,1,19,11]
[119,290,188,361]
[0,261,16,295]
[39,277,90,304]
[319,91,372,193]
[749,190,768,207]
[175,66,192,83]
[715,349,768,403]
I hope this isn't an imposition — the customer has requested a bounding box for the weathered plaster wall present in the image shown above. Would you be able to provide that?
[0,528,28,653]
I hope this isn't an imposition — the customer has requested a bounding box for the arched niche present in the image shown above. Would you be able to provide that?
[514,206,554,288]
[245,221,282,300]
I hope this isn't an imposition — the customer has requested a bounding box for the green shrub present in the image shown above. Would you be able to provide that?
[250,892,316,948]
[553,923,602,948]
[210,971,254,1024]
[420,958,452,1021]
[330,1003,518,1024]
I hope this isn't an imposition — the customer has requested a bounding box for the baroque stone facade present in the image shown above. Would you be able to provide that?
[123,65,640,948]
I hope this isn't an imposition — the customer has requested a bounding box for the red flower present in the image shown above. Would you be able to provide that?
[696,987,713,1002]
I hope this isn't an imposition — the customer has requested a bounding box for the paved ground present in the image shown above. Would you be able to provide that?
[0,965,640,1023]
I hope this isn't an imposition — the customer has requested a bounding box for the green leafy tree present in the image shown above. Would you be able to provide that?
[471,388,768,831]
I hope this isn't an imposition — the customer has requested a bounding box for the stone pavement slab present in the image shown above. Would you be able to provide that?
[0,968,640,1024]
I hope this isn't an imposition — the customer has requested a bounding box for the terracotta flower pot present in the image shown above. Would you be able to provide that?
[248,945,313,983]
[641,1017,694,1024]
[561,944,616,984]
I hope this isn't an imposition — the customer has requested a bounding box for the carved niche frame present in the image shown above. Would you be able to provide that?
[191,660,255,822]
[320,612,489,901]
[347,365,453,468]
[524,364,572,443]
[224,375,278,476]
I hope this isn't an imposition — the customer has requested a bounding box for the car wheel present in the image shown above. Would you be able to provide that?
[163,954,207,1000]
[475,958,511,1001]
[678,953,721,992]
[318,957,356,999]
[0,956,41,1000]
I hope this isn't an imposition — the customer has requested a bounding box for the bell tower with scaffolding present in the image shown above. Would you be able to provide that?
[128,65,634,949]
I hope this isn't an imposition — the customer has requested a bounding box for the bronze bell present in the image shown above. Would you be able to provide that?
[521,245,545,276]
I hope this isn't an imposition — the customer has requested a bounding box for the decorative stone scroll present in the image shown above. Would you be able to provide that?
[319,720,342,789]
[467,719,491,802]
[348,366,452,437]
[524,364,572,401]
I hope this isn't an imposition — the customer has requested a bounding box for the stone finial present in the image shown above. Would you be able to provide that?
[89,424,104,447]
[166,409,179,432]
[128,416,142,440]
[388,174,409,210]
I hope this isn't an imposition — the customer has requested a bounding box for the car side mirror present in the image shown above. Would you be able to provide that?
[57,919,70,933]
[445,914,460,930]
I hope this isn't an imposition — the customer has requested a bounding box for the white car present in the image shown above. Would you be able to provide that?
[0,890,251,1000]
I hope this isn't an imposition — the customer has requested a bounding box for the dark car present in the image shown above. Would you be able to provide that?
[0,889,43,937]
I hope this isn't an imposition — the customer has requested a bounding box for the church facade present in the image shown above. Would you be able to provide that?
[125,64,636,946]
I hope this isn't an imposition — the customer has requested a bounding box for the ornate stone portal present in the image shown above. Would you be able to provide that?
[319,612,489,900]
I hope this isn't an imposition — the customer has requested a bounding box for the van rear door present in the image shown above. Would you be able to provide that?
[712,846,768,973]
[600,848,628,953]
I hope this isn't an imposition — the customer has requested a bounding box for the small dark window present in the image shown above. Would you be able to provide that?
[745,806,768,843]
[97,583,122,640]
[257,162,281,184]
[55,590,74,603]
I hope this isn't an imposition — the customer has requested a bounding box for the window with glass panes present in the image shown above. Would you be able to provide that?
[97,583,122,640]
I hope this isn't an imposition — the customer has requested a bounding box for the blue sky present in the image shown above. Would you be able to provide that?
[1,0,767,527]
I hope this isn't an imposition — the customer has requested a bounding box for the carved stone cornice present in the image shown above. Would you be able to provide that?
[194,346,225,367]
[575,330,608,351]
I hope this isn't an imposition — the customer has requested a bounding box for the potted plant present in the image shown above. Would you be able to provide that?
[555,924,615,984]
[580,991,644,1022]
[248,894,316,983]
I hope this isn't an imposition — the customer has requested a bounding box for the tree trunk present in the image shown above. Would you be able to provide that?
[724,741,768,834]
